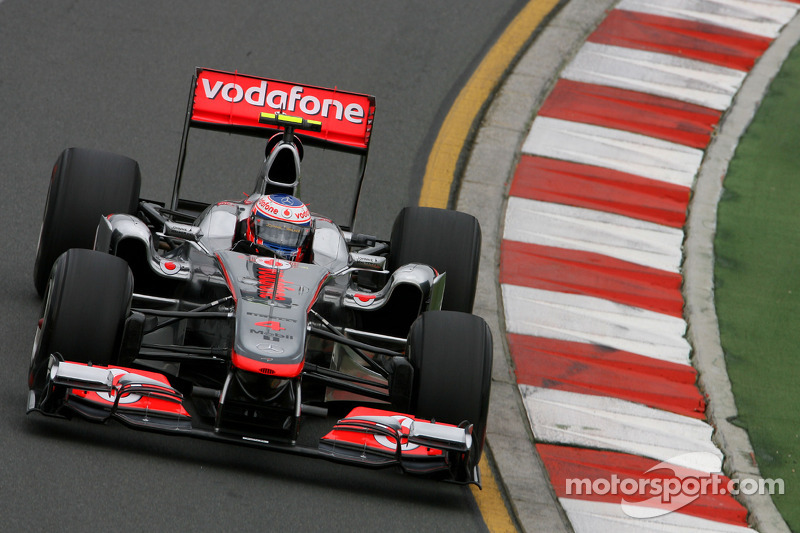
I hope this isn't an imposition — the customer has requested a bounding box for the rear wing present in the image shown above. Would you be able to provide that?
[171,68,376,226]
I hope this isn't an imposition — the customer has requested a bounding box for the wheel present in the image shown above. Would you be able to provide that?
[29,249,133,393]
[407,311,492,469]
[389,207,481,313]
[33,147,141,296]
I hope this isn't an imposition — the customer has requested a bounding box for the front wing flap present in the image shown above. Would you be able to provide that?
[29,358,191,431]
[28,360,480,486]
[320,407,478,485]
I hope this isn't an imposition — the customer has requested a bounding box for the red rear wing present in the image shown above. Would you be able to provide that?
[191,68,375,152]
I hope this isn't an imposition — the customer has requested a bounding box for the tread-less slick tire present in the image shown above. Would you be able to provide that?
[33,147,140,296]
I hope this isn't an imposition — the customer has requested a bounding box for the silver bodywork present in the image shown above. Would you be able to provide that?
[94,198,445,382]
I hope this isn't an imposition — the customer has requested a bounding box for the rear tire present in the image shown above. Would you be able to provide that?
[29,249,133,392]
[407,311,492,469]
[389,207,481,313]
[33,147,141,296]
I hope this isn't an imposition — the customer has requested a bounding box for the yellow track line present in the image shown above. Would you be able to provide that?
[417,1,562,531]
[419,0,561,209]
[473,454,518,532]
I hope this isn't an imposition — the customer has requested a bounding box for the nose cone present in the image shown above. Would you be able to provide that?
[216,251,329,377]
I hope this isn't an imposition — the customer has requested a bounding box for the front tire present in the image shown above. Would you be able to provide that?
[33,147,141,296]
[29,249,133,393]
[407,311,492,470]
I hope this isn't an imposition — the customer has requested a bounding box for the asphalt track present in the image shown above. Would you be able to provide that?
[0,2,531,531]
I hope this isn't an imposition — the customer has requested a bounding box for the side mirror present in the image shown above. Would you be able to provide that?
[349,252,386,271]
[164,220,202,241]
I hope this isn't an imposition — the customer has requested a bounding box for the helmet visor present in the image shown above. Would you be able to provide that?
[252,217,311,249]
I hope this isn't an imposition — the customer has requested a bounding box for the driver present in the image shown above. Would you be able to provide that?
[243,193,312,261]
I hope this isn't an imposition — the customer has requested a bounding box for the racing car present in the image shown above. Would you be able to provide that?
[27,68,492,486]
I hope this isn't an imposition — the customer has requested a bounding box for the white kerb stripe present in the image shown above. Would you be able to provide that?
[522,117,703,188]
[503,285,691,366]
[617,0,800,39]
[504,196,685,273]
[562,42,747,110]
[520,386,723,472]
[560,499,754,533]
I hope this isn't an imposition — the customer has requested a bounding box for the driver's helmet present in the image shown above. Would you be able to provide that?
[247,194,312,261]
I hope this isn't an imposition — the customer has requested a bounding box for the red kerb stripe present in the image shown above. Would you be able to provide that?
[590,9,771,71]
[538,79,721,149]
[501,240,684,317]
[510,334,705,418]
[509,156,690,228]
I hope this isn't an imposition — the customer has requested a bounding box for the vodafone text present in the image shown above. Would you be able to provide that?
[201,79,365,124]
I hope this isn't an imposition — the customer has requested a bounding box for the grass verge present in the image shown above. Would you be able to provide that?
[714,40,800,530]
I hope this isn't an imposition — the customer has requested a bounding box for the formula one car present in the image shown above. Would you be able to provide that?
[28,68,492,486]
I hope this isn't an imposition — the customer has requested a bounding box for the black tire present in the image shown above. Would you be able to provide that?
[407,311,492,469]
[33,147,141,296]
[389,207,481,313]
[29,249,133,392]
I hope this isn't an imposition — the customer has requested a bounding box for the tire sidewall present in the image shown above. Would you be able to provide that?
[33,148,141,296]
[390,207,481,313]
[29,249,133,392]
[407,311,492,467]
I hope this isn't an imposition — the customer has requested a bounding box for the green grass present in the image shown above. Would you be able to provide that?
[714,41,800,529]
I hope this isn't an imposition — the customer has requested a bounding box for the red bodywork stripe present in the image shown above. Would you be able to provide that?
[231,349,303,378]
[215,252,238,304]
[67,364,190,418]
[321,407,450,458]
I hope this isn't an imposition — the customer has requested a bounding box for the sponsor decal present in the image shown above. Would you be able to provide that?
[254,257,292,270]
[256,344,284,354]
[160,260,181,275]
[254,320,285,331]
[246,311,297,323]
[68,367,189,418]
[249,327,293,341]
[374,415,419,452]
[200,77,365,124]
[94,368,142,404]
[191,69,374,151]
[254,195,311,224]
[352,293,377,307]
[250,319,294,342]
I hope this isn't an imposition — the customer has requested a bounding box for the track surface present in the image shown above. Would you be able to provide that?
[0,1,526,530]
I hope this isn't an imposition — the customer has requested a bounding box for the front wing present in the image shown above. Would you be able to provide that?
[27,359,480,486]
